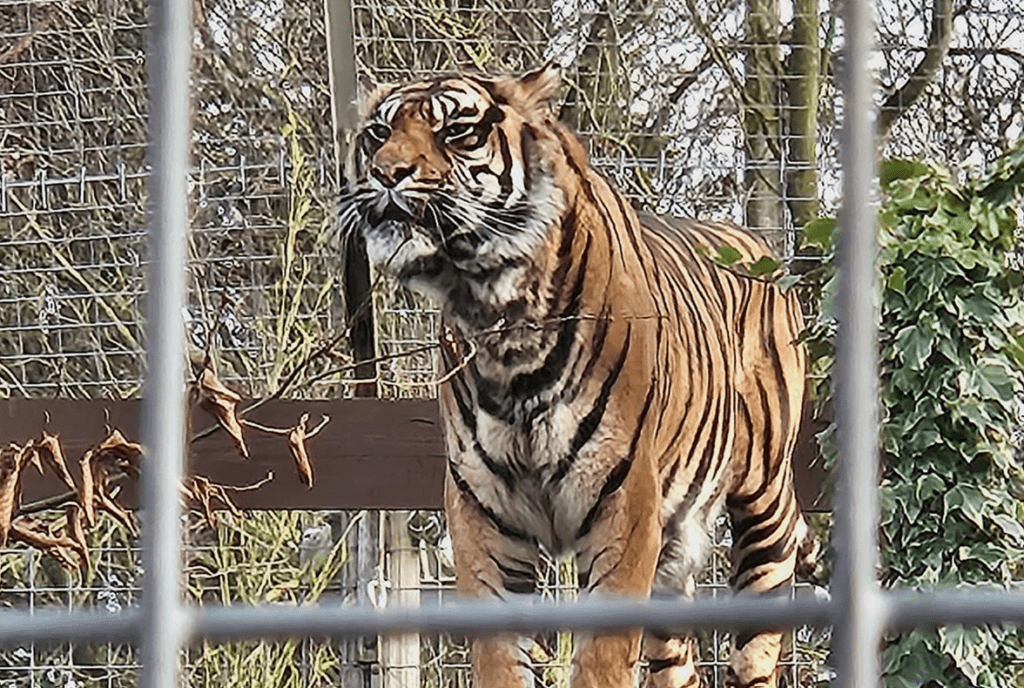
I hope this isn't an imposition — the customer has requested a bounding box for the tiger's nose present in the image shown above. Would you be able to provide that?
[371,161,415,188]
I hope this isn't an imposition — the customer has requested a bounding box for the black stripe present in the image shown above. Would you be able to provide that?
[660,373,720,499]
[728,380,775,507]
[484,232,592,420]
[554,303,612,412]
[728,396,757,498]
[495,127,514,197]
[520,124,536,191]
[732,487,790,550]
[549,324,633,485]
[576,370,657,538]
[490,555,537,594]
[648,657,688,673]
[576,544,611,590]
[448,462,536,544]
[576,458,631,539]
[734,533,796,586]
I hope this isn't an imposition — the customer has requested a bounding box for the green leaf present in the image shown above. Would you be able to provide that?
[894,324,934,371]
[747,255,779,276]
[939,626,987,684]
[880,159,932,189]
[1003,330,1024,369]
[960,361,1016,403]
[991,512,1024,541]
[887,266,907,294]
[883,634,948,688]
[776,274,801,292]
[944,484,986,529]
[915,473,945,503]
[801,217,836,251]
[716,245,742,266]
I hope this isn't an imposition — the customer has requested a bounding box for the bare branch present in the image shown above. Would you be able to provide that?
[878,0,954,139]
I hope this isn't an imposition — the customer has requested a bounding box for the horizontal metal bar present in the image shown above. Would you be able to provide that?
[0,608,143,645]
[4,589,1024,648]
[886,589,1024,630]
[191,595,833,641]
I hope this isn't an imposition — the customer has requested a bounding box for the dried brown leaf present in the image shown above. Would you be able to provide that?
[11,517,82,572]
[64,503,90,572]
[287,413,314,489]
[95,487,137,538]
[76,429,143,531]
[207,482,242,518]
[92,429,143,480]
[0,445,22,547]
[35,431,77,492]
[78,449,97,526]
[194,367,248,458]
[187,476,218,529]
[0,444,38,548]
[182,474,249,529]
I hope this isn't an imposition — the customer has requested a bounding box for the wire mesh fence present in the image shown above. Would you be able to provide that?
[0,509,830,687]
[1,0,1023,686]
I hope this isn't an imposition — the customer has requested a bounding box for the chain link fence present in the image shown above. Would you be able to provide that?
[2,0,1022,685]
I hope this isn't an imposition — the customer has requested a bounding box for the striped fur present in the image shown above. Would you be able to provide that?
[342,65,811,688]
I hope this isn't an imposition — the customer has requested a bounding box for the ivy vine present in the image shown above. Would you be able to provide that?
[799,142,1024,688]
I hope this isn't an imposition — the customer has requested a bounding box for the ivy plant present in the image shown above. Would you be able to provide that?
[800,141,1024,688]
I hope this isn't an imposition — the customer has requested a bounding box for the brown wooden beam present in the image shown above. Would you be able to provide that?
[2,398,827,511]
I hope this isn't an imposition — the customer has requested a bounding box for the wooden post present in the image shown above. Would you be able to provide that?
[382,510,421,688]
[324,0,377,399]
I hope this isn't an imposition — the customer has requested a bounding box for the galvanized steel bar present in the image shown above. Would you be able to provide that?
[11,589,1024,647]
[0,596,831,646]
[139,0,193,682]
[189,595,834,640]
[833,0,884,686]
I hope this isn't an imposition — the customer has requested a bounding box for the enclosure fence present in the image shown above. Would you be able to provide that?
[2,0,1023,687]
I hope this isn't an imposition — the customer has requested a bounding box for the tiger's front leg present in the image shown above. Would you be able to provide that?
[572,461,661,688]
[444,471,543,688]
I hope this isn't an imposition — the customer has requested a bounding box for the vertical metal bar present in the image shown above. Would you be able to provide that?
[834,1,884,687]
[139,0,192,683]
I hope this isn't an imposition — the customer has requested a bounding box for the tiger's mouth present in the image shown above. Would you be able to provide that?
[363,189,421,227]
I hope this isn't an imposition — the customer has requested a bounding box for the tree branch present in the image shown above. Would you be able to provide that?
[878,0,953,139]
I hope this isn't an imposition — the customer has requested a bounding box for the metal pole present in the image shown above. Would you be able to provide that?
[834,0,884,686]
[140,0,192,682]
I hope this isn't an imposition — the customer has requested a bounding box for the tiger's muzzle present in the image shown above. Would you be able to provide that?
[364,187,419,226]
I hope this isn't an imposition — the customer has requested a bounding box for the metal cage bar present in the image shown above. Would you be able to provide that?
[833,1,885,687]
[139,0,192,684]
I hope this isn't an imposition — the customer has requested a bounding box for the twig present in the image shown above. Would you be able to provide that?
[218,471,275,492]
[189,239,409,444]
[434,337,477,387]
[0,7,60,65]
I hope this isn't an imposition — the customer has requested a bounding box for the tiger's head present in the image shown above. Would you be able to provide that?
[340,65,569,306]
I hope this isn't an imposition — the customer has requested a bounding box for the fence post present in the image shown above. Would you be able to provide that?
[324,0,378,399]
[383,511,421,688]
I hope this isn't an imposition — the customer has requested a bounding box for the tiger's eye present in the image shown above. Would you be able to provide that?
[443,122,475,142]
[367,123,391,141]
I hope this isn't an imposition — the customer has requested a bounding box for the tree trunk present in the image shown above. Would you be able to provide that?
[744,0,784,253]
[785,0,820,271]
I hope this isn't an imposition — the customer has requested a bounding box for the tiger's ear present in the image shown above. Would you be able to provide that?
[496,63,561,118]
[356,73,393,119]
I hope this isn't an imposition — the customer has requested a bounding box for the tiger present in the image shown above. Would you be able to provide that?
[340,64,814,688]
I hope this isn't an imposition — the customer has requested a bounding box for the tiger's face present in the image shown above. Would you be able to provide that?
[341,66,565,304]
